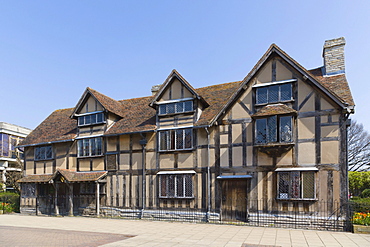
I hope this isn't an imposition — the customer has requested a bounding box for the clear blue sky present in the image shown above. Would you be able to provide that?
[1,1,369,131]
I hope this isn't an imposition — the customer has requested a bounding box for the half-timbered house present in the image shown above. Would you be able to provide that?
[18,38,354,225]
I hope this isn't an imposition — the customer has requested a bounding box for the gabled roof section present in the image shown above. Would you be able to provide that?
[18,174,54,183]
[149,69,209,107]
[71,87,125,118]
[211,43,354,125]
[19,108,77,147]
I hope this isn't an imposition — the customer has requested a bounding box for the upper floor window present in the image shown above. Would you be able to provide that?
[77,137,103,157]
[78,112,105,126]
[255,115,293,144]
[158,100,193,115]
[256,83,292,105]
[35,146,53,160]
[159,128,192,151]
[277,171,315,199]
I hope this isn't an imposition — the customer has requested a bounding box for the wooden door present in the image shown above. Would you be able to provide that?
[221,180,248,222]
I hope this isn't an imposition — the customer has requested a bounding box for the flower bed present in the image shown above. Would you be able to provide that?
[352,212,370,226]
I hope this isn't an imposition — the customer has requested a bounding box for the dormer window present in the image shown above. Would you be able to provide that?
[78,112,105,126]
[158,99,193,115]
[254,80,295,105]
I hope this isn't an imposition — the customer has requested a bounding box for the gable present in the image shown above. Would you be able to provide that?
[158,77,194,102]
[76,94,104,114]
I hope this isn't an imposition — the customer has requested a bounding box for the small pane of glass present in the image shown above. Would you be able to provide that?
[268,85,279,103]
[176,129,184,150]
[167,103,175,114]
[278,172,290,199]
[159,105,166,115]
[280,116,292,142]
[184,129,192,149]
[159,131,168,151]
[302,172,315,198]
[184,101,193,112]
[256,87,268,104]
[97,113,103,123]
[267,116,277,142]
[256,119,267,143]
[291,171,301,198]
[45,146,52,159]
[176,102,184,113]
[280,83,292,101]
[176,175,184,197]
[85,115,91,125]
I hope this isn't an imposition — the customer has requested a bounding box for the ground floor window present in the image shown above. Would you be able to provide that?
[21,183,36,198]
[277,171,315,199]
[159,174,193,198]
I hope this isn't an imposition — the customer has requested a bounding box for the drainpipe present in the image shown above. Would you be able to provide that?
[205,127,211,222]
[139,134,147,218]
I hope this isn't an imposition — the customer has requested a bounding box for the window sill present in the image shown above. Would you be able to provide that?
[158,148,194,153]
[34,158,54,161]
[77,155,104,159]
[158,111,195,117]
[159,197,194,199]
[255,100,294,107]
[276,198,317,201]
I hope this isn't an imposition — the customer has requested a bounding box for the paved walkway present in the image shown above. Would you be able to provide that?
[0,214,370,246]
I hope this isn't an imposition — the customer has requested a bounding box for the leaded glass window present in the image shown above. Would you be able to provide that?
[256,83,293,105]
[159,174,193,198]
[158,100,193,115]
[277,171,316,199]
[78,113,105,126]
[35,146,53,160]
[255,116,293,144]
[77,137,103,157]
[158,129,193,151]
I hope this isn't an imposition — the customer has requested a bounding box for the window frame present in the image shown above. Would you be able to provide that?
[158,100,194,116]
[255,115,293,144]
[158,128,193,151]
[277,171,316,200]
[34,145,53,161]
[78,112,106,127]
[255,82,293,105]
[159,174,194,199]
[77,137,103,157]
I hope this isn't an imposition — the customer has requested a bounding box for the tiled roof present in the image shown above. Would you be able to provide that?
[20,108,77,146]
[57,169,107,182]
[252,104,297,117]
[18,169,107,183]
[106,96,157,135]
[308,68,355,106]
[18,174,54,183]
[87,88,126,117]
[196,81,242,126]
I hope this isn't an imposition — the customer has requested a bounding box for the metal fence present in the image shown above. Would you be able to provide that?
[18,195,364,231]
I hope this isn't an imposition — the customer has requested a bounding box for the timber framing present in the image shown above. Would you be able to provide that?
[17,39,354,228]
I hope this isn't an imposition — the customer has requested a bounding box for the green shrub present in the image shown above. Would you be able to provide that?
[361,189,370,198]
[0,192,20,213]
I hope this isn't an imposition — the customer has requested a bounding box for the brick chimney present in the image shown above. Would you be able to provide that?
[322,37,346,76]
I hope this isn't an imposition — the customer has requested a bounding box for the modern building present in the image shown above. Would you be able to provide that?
[0,122,32,191]
[18,38,354,227]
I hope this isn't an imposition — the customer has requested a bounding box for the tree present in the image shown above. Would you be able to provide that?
[349,171,370,196]
[348,120,370,171]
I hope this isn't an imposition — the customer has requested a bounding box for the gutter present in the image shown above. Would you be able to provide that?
[16,138,75,148]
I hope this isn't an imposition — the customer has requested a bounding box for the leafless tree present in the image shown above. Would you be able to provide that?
[348,120,370,171]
